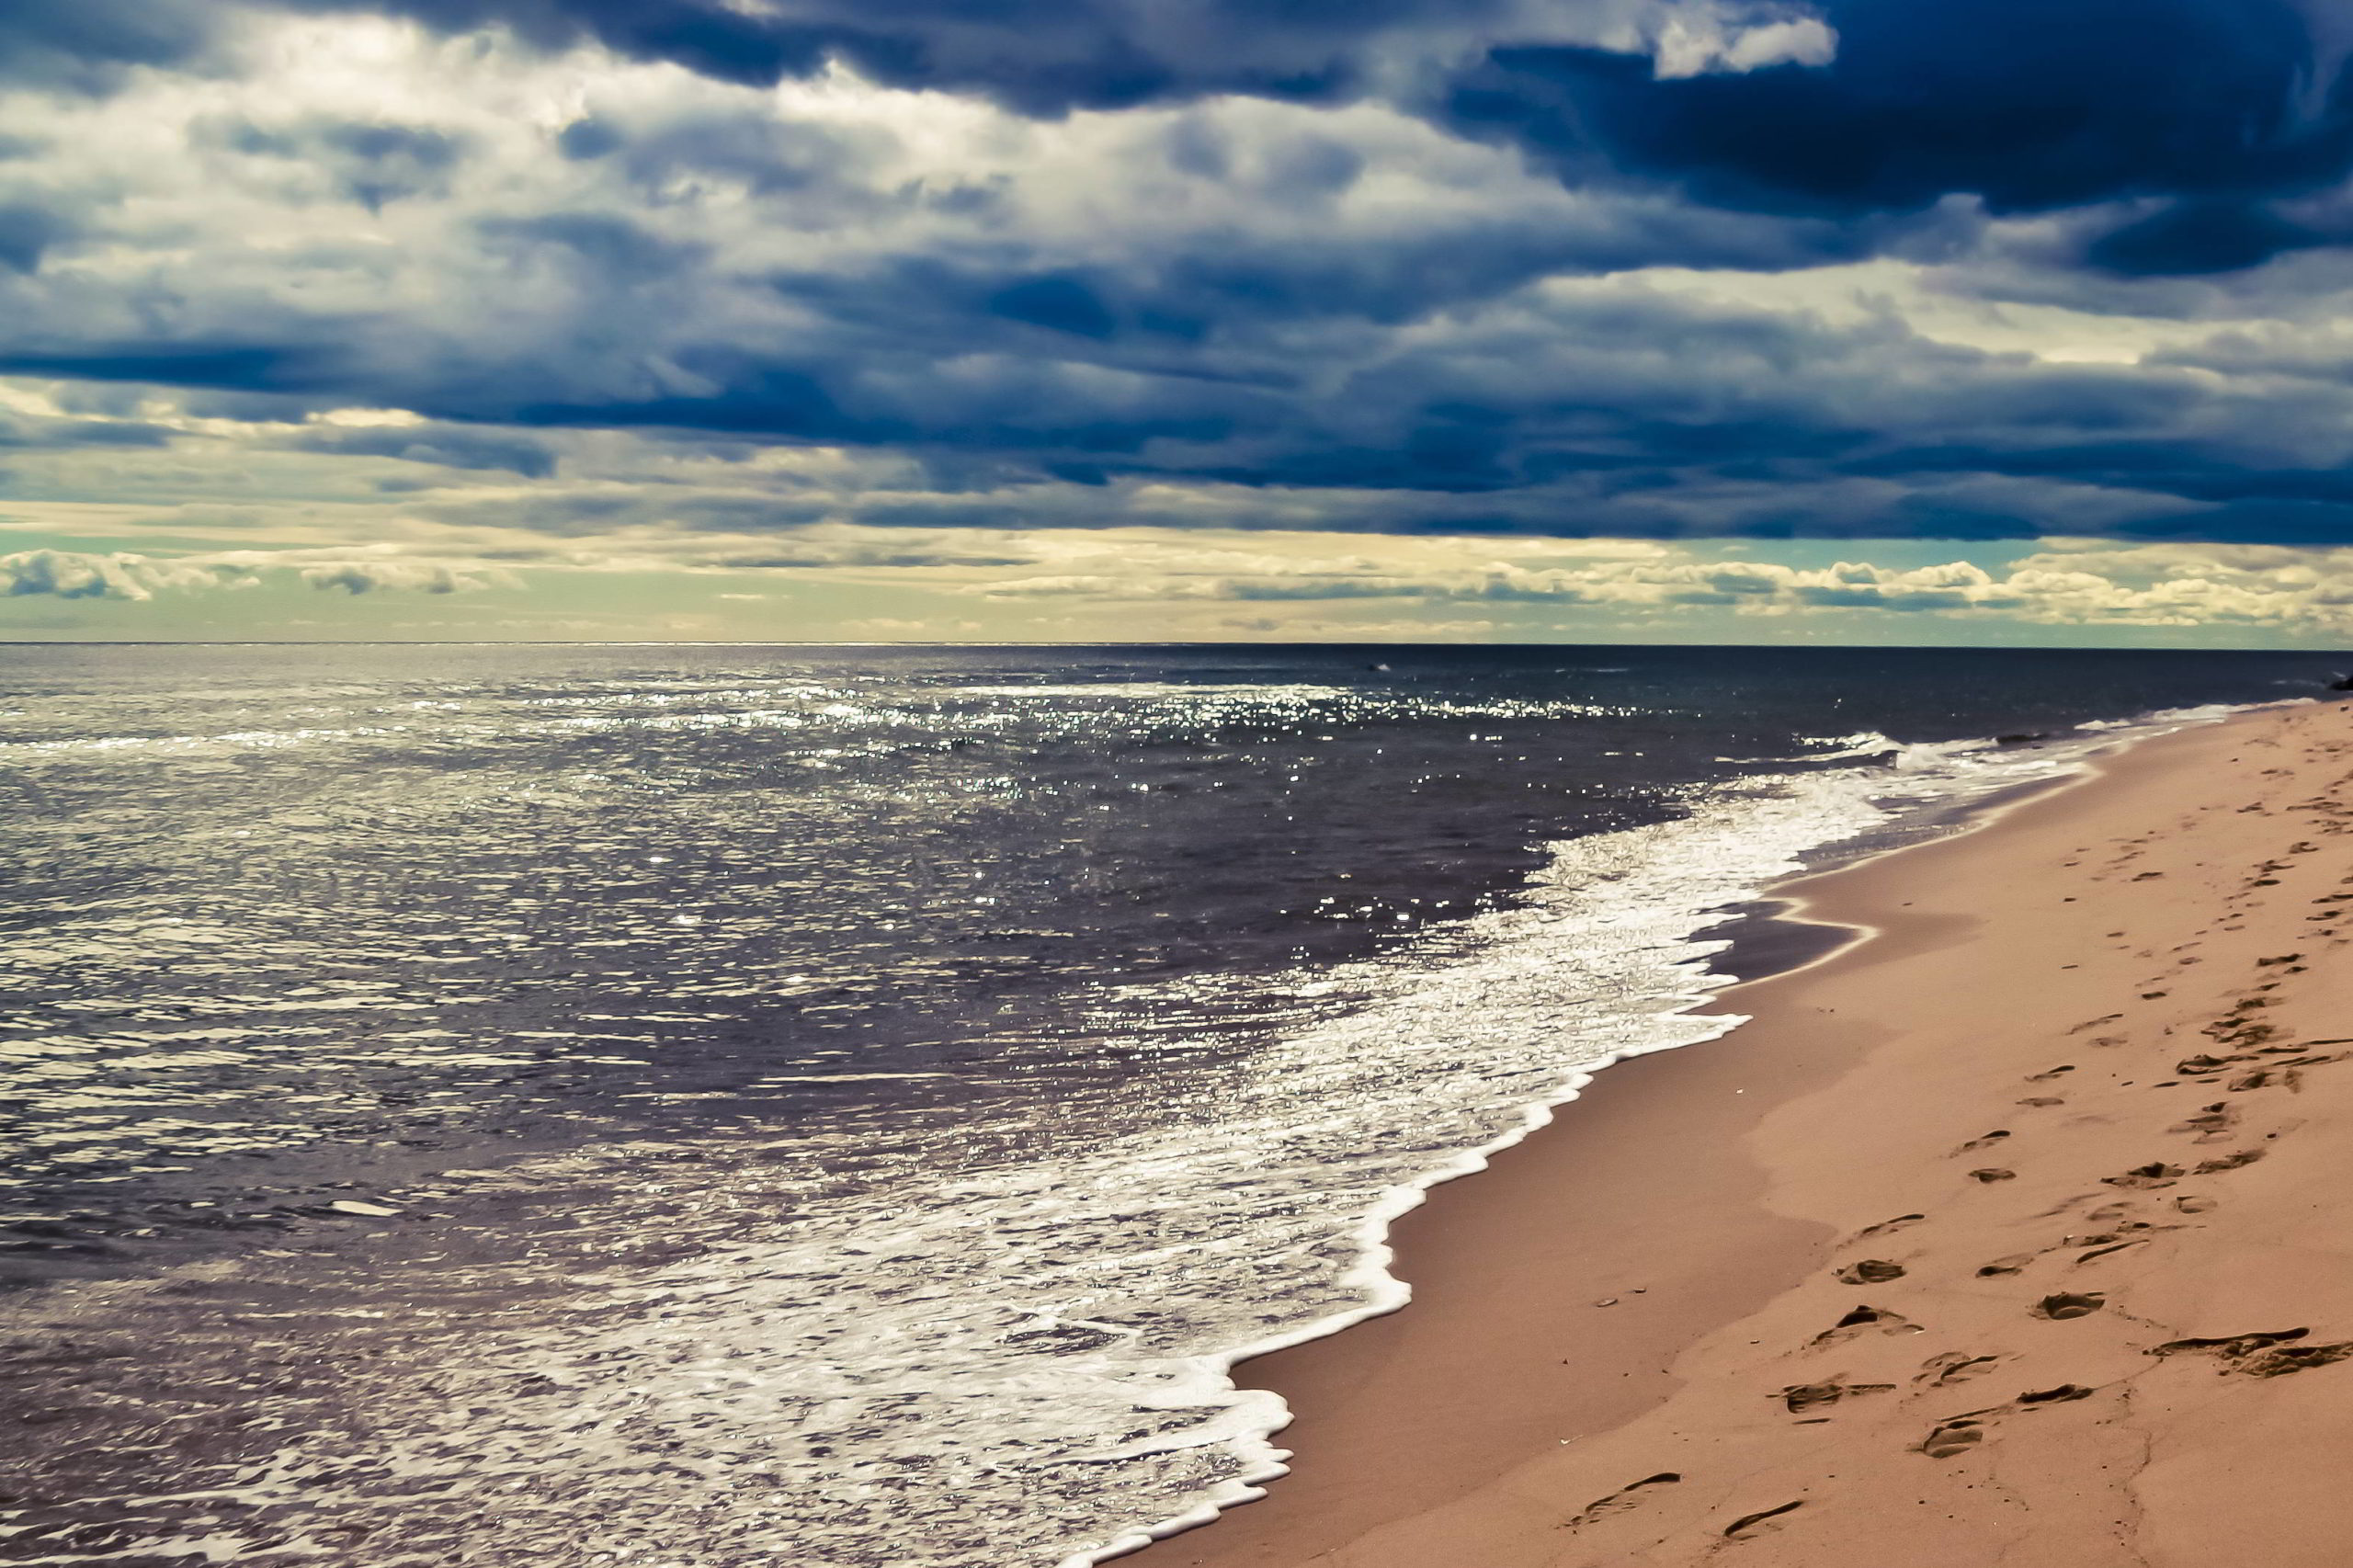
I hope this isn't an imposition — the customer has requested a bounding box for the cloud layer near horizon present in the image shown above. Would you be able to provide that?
[8,0,2353,641]
[22,521,2353,645]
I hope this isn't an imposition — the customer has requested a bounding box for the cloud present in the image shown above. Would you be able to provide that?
[2085,200,2325,277]
[265,0,1825,111]
[15,494,2353,642]
[0,202,75,274]
[1442,1,2347,222]
[278,420,557,476]
[298,557,495,592]
[0,544,511,601]
[972,540,2353,632]
[1650,4,1838,77]
[0,2,2352,572]
[0,1,218,92]
[0,549,230,599]
[204,114,471,210]
[0,413,174,449]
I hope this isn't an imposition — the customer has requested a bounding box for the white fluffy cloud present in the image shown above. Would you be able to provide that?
[17,521,2353,642]
[976,540,2353,633]
[0,545,504,601]
[1646,3,1837,78]
[0,549,233,600]
[297,558,505,594]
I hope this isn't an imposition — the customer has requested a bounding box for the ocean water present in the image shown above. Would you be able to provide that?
[0,642,2338,1567]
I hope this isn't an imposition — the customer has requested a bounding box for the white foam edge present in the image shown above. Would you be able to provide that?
[1057,695,2297,1568]
[1057,1011,1741,1568]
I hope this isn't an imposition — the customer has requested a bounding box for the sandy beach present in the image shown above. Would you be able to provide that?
[1142,699,2353,1567]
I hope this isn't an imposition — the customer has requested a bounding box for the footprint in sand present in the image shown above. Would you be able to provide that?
[1721,1501,1804,1538]
[2179,1044,2335,1087]
[2033,1292,2107,1321]
[2221,1344,2353,1377]
[2152,1328,2353,1378]
[1917,1383,2102,1459]
[2231,1052,2345,1090]
[1968,1168,2018,1183]
[1919,1422,1984,1459]
[1812,1304,1922,1345]
[1850,1213,1924,1240]
[2101,1162,2183,1189]
[1777,1378,1894,1414]
[1836,1259,1906,1284]
[1955,1131,2011,1153]
[1566,1472,1682,1529]
[1917,1352,2003,1386]
[2170,1103,2237,1140]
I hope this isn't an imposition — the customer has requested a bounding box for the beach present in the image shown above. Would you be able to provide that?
[1143,699,2353,1567]
[8,647,2347,1568]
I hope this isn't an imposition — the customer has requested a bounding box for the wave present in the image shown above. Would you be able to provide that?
[955,683,1358,699]
[2078,702,2251,731]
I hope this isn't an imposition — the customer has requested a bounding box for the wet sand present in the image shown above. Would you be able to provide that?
[1142,700,2353,1567]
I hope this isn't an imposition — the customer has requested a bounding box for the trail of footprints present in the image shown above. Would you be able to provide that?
[1563,741,2353,1550]
[1870,971,2353,1450]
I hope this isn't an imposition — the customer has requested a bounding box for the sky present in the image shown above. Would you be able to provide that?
[11,2,2353,643]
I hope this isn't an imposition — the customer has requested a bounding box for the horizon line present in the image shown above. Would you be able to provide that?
[0,638,2347,654]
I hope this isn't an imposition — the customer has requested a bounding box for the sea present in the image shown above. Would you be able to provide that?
[0,642,2340,1567]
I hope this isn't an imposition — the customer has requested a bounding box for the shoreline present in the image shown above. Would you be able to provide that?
[1074,718,2154,1568]
[1078,712,2209,1567]
[1133,699,2353,1567]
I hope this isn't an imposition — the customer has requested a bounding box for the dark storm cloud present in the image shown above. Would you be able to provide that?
[1443,1,2350,214]
[272,0,1422,108]
[2085,201,2327,276]
[0,202,76,274]
[2108,499,2353,544]
[16,0,2353,550]
[473,210,710,285]
[21,265,2336,543]
[0,415,174,449]
[1849,440,2353,505]
[208,117,471,209]
[25,0,2353,234]
[278,423,558,476]
[0,344,344,392]
[264,0,2353,271]
[554,107,874,204]
[12,0,1389,111]
[0,0,216,91]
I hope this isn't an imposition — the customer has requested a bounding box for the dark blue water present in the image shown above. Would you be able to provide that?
[0,642,2338,1567]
